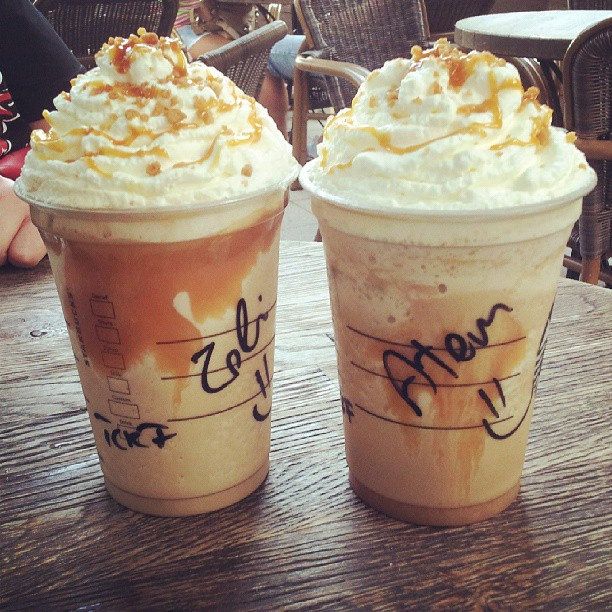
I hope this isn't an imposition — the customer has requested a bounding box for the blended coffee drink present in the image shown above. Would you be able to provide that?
[300,40,596,525]
[16,30,299,516]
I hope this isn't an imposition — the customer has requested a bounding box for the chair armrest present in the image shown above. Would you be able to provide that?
[575,138,612,161]
[295,53,370,89]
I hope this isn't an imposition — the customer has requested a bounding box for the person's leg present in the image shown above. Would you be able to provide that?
[268,34,306,81]
[258,73,288,138]
[265,35,306,140]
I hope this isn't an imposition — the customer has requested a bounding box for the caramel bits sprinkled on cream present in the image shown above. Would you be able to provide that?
[18,27,298,207]
[146,161,161,176]
[306,38,595,210]
[99,27,186,76]
[387,89,399,106]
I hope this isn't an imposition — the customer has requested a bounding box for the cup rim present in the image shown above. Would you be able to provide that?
[299,160,597,221]
[14,168,299,218]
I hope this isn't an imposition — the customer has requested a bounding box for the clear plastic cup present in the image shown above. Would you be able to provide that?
[16,174,295,516]
[301,165,596,525]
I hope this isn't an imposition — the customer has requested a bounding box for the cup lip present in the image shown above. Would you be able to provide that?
[299,160,597,221]
[14,167,299,218]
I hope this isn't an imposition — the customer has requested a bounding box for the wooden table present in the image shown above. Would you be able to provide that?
[455,10,612,60]
[1,242,611,609]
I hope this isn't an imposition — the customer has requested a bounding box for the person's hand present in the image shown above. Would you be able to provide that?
[0,176,46,267]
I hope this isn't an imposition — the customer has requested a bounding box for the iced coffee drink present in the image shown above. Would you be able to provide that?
[300,40,596,525]
[16,30,299,515]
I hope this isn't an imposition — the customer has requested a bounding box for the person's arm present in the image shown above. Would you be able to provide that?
[0,176,45,267]
[0,0,83,127]
[0,0,83,267]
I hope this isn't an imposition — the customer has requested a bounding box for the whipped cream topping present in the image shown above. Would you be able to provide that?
[303,40,595,210]
[19,29,298,208]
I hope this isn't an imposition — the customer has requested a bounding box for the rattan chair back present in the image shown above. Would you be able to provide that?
[197,20,288,99]
[563,17,612,284]
[568,0,612,9]
[295,0,430,111]
[35,0,179,69]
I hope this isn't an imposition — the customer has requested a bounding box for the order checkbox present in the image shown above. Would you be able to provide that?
[108,377,130,394]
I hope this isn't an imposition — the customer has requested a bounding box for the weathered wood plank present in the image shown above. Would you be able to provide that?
[1,243,610,610]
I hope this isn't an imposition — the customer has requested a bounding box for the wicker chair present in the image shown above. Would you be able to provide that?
[197,20,288,99]
[562,17,612,285]
[198,21,287,98]
[425,0,495,39]
[34,0,179,69]
[568,0,612,8]
[292,0,430,165]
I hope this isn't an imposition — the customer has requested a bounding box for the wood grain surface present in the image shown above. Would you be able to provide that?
[455,10,612,59]
[1,242,611,610]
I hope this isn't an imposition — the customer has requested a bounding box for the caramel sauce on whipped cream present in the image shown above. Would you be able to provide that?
[309,39,593,209]
[20,29,297,208]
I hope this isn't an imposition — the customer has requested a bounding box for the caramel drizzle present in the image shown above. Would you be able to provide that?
[170,100,262,170]
[323,45,548,173]
[84,156,112,178]
[36,28,262,178]
[491,108,552,150]
[171,132,223,169]
[410,39,505,81]
[35,92,242,154]
[348,125,486,155]
[87,81,166,99]
[457,74,522,129]
[324,126,486,174]
[78,134,218,175]
[50,98,260,177]
[327,158,362,174]
[108,39,134,75]
[73,125,159,147]
[320,147,329,167]
[95,146,169,159]
[43,139,67,153]
[171,44,188,78]
[227,98,262,147]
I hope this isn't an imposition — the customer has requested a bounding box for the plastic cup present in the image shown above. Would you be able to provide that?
[301,164,596,526]
[15,174,295,516]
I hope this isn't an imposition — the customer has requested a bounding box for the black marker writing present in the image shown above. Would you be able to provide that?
[192,296,269,395]
[252,353,271,422]
[481,303,551,440]
[341,396,355,423]
[383,341,458,416]
[94,412,176,451]
[384,303,512,419]
[191,343,241,393]
[237,297,268,352]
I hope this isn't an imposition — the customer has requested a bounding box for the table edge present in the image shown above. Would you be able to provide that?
[454,10,612,60]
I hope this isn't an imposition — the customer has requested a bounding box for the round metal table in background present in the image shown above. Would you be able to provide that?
[455,10,612,59]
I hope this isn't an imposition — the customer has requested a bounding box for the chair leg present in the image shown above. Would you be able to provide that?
[579,257,601,284]
[292,67,310,167]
